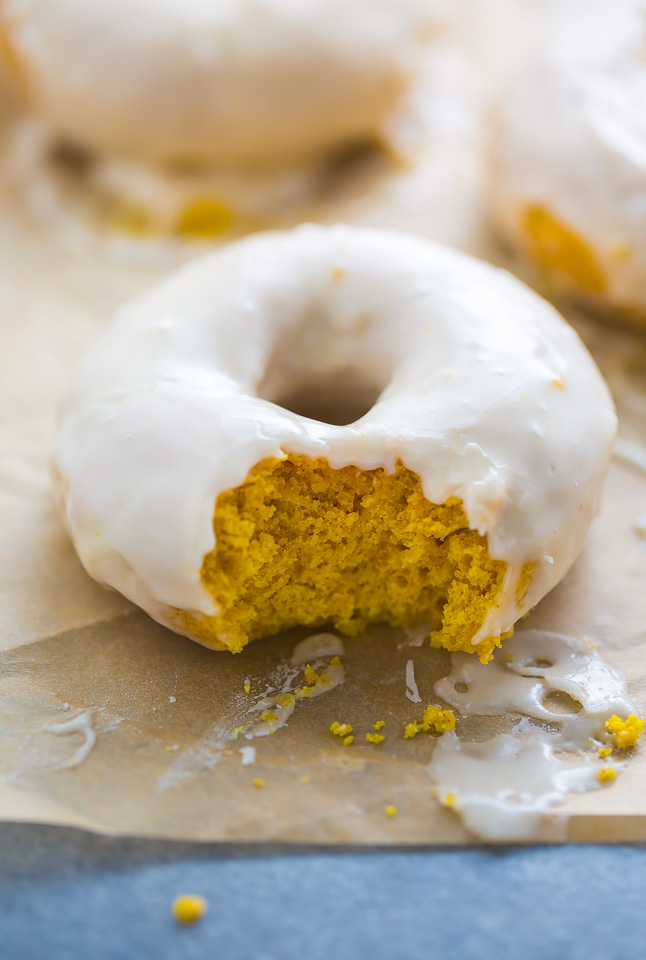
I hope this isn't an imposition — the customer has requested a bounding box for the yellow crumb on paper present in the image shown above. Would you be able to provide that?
[605,714,645,749]
[598,767,618,784]
[366,733,385,745]
[421,704,456,733]
[230,726,243,739]
[172,895,207,925]
[598,746,612,758]
[330,721,353,738]
[404,706,455,740]
[244,681,251,694]
[253,778,266,788]
[441,792,457,808]
[342,735,354,746]
[373,721,386,730]
[304,664,319,685]
[384,805,397,818]
[301,776,310,785]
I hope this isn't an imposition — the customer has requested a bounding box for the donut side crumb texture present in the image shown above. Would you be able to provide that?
[184,456,507,660]
[524,207,646,328]
[525,206,606,293]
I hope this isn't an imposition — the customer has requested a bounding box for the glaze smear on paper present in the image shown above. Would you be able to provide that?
[428,630,638,841]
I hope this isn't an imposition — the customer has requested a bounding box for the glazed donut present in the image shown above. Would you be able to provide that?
[0,0,432,167]
[492,0,646,323]
[0,5,489,254]
[53,225,616,661]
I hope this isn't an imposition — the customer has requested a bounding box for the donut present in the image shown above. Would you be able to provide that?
[0,4,489,253]
[491,0,646,323]
[53,224,616,661]
[0,0,433,167]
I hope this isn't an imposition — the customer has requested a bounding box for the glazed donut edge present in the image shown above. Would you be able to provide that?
[53,224,617,661]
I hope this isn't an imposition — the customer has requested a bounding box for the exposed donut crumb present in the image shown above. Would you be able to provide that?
[525,206,605,292]
[253,777,266,788]
[342,735,354,746]
[384,805,397,818]
[301,776,310,785]
[187,457,507,661]
[172,895,207,925]
[598,746,612,758]
[373,721,386,730]
[366,733,385,745]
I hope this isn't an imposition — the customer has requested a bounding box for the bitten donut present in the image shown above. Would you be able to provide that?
[492,0,646,323]
[53,225,616,661]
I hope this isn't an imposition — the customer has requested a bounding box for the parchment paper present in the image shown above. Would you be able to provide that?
[3,164,646,845]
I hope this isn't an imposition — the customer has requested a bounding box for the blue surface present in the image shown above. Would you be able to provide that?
[2,827,646,960]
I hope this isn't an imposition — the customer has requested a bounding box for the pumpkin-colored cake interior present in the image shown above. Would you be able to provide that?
[184,455,507,660]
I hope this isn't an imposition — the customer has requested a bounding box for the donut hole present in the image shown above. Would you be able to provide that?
[270,372,383,426]
[182,456,507,660]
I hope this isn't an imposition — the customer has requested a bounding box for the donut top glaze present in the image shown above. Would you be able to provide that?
[53,225,617,647]
[2,0,434,166]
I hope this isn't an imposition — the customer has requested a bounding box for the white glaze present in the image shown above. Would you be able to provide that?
[239,746,256,766]
[429,629,635,841]
[1,0,433,167]
[405,660,422,704]
[493,0,646,313]
[158,634,344,788]
[53,224,616,651]
[42,710,97,770]
[290,634,345,666]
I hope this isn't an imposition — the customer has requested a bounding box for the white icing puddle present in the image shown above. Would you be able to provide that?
[428,630,636,841]
[27,708,122,774]
[42,710,97,770]
[290,633,344,664]
[158,634,345,789]
[398,624,430,649]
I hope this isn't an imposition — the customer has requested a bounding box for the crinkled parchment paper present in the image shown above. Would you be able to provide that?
[3,158,646,846]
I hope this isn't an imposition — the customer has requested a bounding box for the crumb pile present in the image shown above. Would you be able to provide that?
[190,456,506,657]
